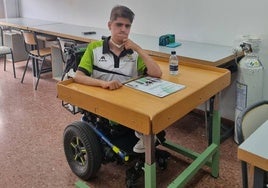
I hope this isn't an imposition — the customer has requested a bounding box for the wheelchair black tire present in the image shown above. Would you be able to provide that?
[63,121,102,180]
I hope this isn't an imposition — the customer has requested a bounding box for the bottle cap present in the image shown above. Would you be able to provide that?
[171,51,176,55]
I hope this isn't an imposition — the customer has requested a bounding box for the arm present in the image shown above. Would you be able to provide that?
[74,71,122,90]
[124,39,162,78]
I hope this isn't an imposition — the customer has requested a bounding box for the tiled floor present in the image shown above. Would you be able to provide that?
[0,59,242,188]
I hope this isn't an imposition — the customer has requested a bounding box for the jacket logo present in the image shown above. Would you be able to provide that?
[99,56,107,62]
[124,54,135,63]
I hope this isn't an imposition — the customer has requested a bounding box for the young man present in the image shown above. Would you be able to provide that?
[74,5,162,153]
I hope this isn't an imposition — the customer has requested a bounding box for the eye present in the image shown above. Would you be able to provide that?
[116,23,124,27]
[125,24,131,29]
[115,23,131,28]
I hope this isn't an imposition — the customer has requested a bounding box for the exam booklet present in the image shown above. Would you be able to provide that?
[124,76,185,97]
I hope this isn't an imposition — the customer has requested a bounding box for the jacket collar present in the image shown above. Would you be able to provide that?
[103,36,133,56]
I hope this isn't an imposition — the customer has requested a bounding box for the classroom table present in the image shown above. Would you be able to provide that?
[237,120,268,187]
[31,23,109,43]
[0,17,59,30]
[0,17,238,67]
[57,59,231,187]
[32,22,236,66]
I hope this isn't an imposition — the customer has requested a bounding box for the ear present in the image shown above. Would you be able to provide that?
[108,21,112,30]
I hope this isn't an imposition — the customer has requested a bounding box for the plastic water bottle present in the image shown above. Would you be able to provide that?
[169,51,178,75]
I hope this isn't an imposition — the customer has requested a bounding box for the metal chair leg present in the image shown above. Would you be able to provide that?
[21,56,31,83]
[241,161,248,188]
[35,57,45,90]
[3,55,6,71]
[253,167,266,188]
[11,50,16,78]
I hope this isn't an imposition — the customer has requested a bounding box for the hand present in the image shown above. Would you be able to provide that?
[101,80,122,90]
[123,39,141,52]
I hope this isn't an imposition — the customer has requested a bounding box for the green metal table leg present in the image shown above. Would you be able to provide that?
[211,96,221,178]
[75,180,90,188]
[144,94,221,187]
[167,143,218,188]
[166,94,221,187]
[144,134,156,188]
[144,163,156,188]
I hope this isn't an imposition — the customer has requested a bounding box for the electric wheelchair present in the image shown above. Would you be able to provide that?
[63,109,170,187]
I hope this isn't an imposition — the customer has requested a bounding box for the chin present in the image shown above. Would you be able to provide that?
[118,34,128,39]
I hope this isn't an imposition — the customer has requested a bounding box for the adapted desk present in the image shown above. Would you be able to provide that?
[238,120,268,187]
[57,60,230,187]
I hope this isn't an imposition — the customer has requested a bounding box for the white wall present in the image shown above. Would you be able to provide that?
[3,0,20,18]
[0,0,5,18]
[18,0,268,119]
[19,0,268,45]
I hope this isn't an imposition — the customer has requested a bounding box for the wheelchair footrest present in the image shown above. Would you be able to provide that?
[125,148,171,187]
[126,160,144,188]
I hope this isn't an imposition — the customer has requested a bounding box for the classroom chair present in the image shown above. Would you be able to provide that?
[236,100,268,188]
[20,30,52,90]
[0,26,16,78]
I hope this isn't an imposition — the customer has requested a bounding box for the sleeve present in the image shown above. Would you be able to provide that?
[77,43,94,76]
[137,55,147,75]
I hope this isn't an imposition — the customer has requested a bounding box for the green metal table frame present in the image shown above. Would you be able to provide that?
[144,94,221,188]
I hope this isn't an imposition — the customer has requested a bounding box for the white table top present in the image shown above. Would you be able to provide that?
[33,23,110,41]
[0,17,59,28]
[239,120,268,160]
[130,33,234,64]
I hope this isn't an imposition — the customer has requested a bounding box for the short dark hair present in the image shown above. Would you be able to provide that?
[110,5,135,23]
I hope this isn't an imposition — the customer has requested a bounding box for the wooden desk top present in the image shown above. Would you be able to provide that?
[57,60,230,135]
[238,120,268,171]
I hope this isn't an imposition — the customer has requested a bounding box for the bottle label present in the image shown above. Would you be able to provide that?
[169,65,178,71]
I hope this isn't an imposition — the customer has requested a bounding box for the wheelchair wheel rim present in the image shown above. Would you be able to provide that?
[70,136,88,166]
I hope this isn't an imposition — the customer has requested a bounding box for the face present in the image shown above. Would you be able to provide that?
[108,17,132,43]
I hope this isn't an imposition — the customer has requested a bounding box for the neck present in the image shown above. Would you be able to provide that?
[110,38,124,49]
